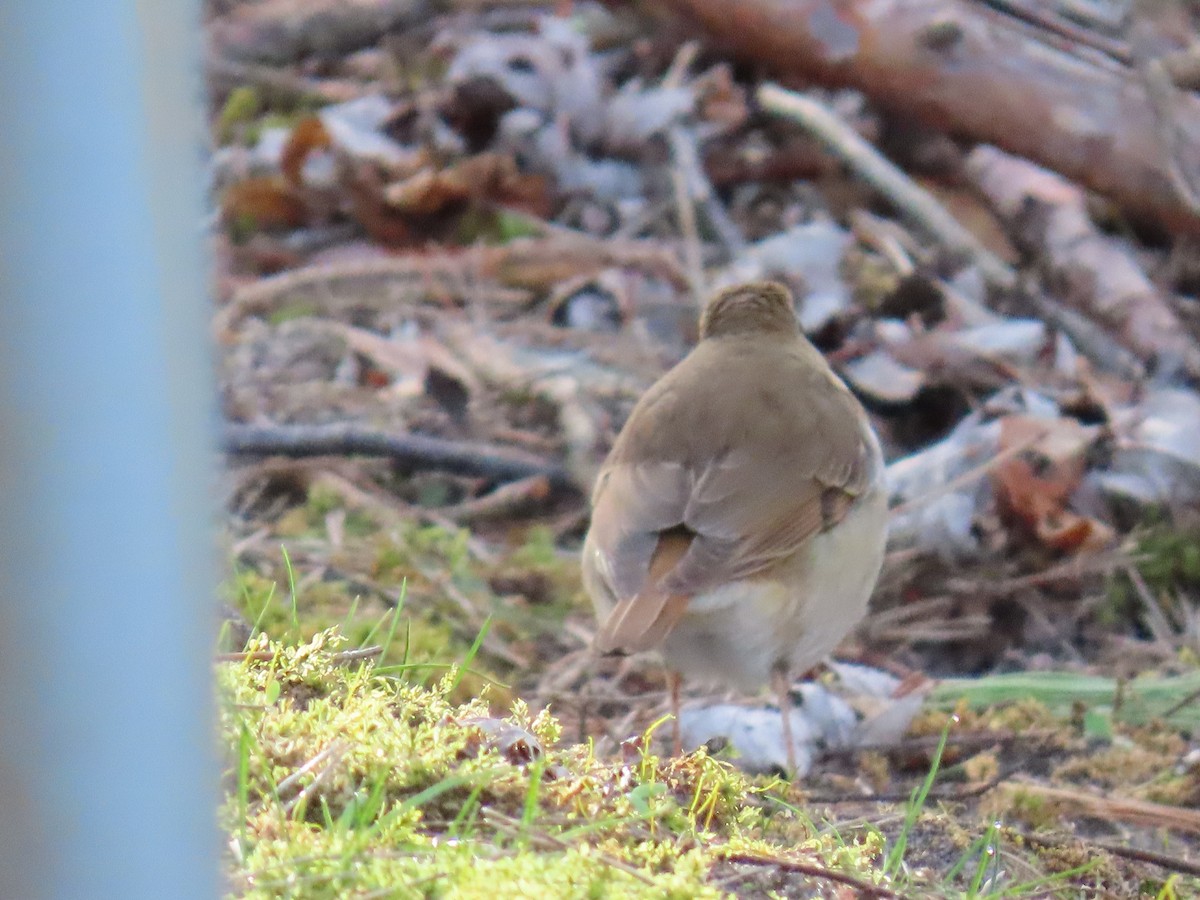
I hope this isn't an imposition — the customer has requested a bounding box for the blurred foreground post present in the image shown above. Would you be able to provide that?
[0,3,217,899]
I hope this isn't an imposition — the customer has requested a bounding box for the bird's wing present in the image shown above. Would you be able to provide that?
[588,357,877,653]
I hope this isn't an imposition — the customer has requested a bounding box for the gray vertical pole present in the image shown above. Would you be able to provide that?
[0,2,217,899]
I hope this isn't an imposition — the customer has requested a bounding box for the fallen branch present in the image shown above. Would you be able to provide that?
[208,0,434,65]
[655,0,1200,235]
[968,145,1200,378]
[758,83,1016,290]
[222,421,575,489]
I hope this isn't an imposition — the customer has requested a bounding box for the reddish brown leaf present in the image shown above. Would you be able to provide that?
[221,176,308,231]
[281,116,332,187]
[990,415,1112,553]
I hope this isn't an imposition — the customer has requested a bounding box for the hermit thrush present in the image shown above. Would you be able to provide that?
[581,281,888,771]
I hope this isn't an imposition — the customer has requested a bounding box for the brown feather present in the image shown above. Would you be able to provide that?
[594,529,692,653]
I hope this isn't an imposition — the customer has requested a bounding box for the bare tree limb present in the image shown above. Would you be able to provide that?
[208,0,435,65]
[222,421,576,489]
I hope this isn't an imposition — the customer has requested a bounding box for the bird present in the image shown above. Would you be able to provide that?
[580,280,888,773]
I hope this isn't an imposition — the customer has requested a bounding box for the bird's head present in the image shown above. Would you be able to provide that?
[699,281,799,340]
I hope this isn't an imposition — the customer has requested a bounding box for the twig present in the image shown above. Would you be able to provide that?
[222,421,575,489]
[1162,683,1200,721]
[669,129,707,307]
[669,126,746,258]
[215,644,383,665]
[281,742,349,815]
[977,0,1131,66]
[331,645,385,665]
[818,728,1054,760]
[215,650,277,663]
[214,257,447,335]
[1021,832,1200,880]
[1006,780,1200,834]
[482,810,658,886]
[277,741,347,798]
[968,144,1200,377]
[436,475,554,522]
[757,83,1016,291]
[721,852,902,899]
[1124,564,1179,647]
[943,551,1128,597]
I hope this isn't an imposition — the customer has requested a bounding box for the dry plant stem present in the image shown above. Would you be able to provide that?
[669,126,746,257]
[818,727,1055,760]
[944,551,1127,596]
[757,83,1016,290]
[282,743,348,815]
[669,132,708,307]
[722,853,900,899]
[277,740,347,798]
[310,468,497,563]
[222,421,575,489]
[215,257,441,334]
[216,239,690,332]
[1162,684,1200,720]
[329,645,385,665]
[1009,780,1200,835]
[1124,564,1179,647]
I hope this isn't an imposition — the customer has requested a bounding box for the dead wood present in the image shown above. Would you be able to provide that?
[208,0,434,65]
[759,83,1015,289]
[651,0,1200,236]
[222,421,575,489]
[968,144,1200,377]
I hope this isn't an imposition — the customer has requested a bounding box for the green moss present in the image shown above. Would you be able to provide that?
[218,631,899,899]
[217,86,261,144]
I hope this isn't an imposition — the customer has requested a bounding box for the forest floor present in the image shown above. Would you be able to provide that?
[209,1,1200,896]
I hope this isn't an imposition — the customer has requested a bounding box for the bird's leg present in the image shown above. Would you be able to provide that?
[772,666,797,776]
[668,669,683,756]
